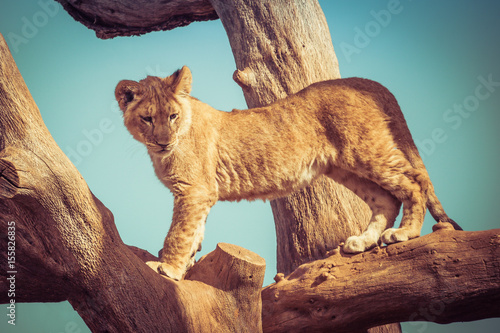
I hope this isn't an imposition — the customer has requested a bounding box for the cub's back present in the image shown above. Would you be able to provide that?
[297,78,423,169]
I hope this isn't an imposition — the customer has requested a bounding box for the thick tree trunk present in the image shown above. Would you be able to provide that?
[209,0,366,276]
[0,33,265,333]
[208,0,399,331]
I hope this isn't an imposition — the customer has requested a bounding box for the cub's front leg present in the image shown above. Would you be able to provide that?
[146,192,215,280]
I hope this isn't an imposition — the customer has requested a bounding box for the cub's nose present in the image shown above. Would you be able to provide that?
[157,143,168,149]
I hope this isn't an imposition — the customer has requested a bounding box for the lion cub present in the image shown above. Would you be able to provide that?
[115,66,460,280]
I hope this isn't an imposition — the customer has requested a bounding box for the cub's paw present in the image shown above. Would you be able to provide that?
[146,261,184,281]
[380,228,411,245]
[343,235,377,254]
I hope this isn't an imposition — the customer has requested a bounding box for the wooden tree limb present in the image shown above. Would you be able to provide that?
[55,0,218,39]
[0,32,265,332]
[261,224,500,333]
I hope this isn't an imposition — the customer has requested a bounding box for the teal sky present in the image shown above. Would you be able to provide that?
[1,0,499,332]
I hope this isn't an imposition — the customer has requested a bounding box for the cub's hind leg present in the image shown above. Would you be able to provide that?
[332,171,401,253]
[351,146,429,246]
[332,124,430,249]
[379,167,429,244]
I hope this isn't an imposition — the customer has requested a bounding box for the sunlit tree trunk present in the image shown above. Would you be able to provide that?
[208,0,399,331]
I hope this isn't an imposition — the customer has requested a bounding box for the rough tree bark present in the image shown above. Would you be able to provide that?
[0,1,498,332]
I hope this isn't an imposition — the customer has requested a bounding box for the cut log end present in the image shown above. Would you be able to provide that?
[217,242,266,266]
[185,243,265,291]
[233,68,256,90]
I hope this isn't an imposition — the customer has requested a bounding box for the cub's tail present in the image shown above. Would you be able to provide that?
[426,183,463,230]
[354,77,462,231]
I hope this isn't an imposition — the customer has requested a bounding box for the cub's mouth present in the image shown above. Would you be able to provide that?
[149,140,178,155]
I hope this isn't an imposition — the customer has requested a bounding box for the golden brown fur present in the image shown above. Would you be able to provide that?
[115,66,460,280]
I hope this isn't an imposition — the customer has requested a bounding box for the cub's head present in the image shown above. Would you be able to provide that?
[115,66,193,156]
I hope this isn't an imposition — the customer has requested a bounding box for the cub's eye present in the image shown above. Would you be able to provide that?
[169,114,178,121]
[140,116,152,123]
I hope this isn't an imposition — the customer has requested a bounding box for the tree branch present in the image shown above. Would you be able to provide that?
[55,0,218,39]
[261,224,500,332]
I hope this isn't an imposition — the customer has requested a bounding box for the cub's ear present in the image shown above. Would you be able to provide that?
[170,66,192,96]
[115,80,142,111]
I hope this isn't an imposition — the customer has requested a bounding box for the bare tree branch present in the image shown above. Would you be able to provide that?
[262,224,500,332]
[55,0,218,39]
